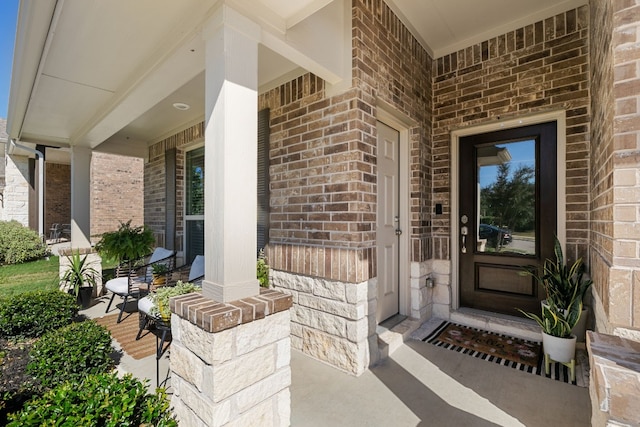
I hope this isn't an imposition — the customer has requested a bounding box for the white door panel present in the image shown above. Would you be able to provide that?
[376,122,400,322]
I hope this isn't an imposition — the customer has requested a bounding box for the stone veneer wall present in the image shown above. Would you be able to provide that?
[45,163,70,233]
[90,152,144,237]
[260,0,433,374]
[2,155,30,226]
[589,0,640,340]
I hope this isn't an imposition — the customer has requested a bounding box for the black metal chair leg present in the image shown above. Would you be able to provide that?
[105,293,116,313]
[156,328,171,388]
[136,315,149,340]
[116,295,128,323]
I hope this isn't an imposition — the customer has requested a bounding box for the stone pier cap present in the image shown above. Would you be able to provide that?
[170,288,293,333]
[587,331,640,426]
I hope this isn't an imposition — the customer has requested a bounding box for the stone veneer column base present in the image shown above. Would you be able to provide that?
[587,331,640,426]
[170,288,293,427]
[271,269,376,376]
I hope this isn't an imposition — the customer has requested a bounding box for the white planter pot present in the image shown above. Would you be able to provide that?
[542,332,576,363]
[540,300,588,342]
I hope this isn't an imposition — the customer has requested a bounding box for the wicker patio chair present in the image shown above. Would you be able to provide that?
[104,247,176,323]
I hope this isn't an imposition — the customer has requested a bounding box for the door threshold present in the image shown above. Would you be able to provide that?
[450,307,541,342]
[376,314,407,334]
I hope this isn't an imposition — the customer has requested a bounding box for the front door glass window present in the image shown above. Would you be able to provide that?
[476,139,536,256]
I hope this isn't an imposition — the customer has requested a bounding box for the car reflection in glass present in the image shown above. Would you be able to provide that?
[478,224,512,247]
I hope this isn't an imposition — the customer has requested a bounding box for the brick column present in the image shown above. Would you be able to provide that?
[169,289,292,426]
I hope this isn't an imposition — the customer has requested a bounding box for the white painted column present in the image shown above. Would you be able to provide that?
[202,5,260,302]
[70,146,92,248]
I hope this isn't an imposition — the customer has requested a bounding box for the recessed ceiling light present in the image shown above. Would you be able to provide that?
[173,102,190,111]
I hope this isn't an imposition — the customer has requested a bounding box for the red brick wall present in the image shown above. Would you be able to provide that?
[353,0,433,263]
[44,153,143,240]
[432,6,591,261]
[589,0,614,320]
[45,163,70,233]
[145,123,203,250]
[90,152,144,237]
[590,0,640,331]
[262,0,433,281]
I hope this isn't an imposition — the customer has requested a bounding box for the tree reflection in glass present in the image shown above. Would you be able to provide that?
[477,139,536,255]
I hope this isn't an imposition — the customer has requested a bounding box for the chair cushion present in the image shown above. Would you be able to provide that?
[105,277,129,295]
[189,255,205,282]
[145,247,175,282]
[138,295,155,315]
[150,247,174,263]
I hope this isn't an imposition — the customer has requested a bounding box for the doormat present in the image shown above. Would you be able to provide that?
[420,321,588,387]
[94,312,157,360]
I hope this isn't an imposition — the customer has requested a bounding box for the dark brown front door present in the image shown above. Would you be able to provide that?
[459,122,557,316]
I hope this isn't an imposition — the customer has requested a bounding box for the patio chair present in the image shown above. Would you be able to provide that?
[136,254,204,387]
[104,247,176,323]
[49,223,60,242]
[61,223,71,240]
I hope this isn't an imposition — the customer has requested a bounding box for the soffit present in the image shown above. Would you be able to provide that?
[10,0,589,154]
[385,0,588,58]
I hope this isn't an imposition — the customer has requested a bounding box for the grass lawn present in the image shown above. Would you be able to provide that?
[0,256,60,298]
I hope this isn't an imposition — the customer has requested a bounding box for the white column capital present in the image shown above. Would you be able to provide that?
[203,3,261,44]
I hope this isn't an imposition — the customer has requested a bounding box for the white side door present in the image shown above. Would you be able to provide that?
[376,122,400,323]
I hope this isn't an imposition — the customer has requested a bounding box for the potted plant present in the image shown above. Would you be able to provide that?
[521,236,593,340]
[152,263,169,287]
[61,251,100,309]
[149,281,201,323]
[518,298,582,363]
[95,220,155,269]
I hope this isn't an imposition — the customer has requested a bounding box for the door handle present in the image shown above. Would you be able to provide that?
[395,229,402,236]
[461,225,468,253]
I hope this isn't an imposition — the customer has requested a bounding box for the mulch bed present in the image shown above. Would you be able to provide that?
[0,338,41,423]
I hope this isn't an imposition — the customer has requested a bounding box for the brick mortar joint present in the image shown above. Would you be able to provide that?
[170,288,292,333]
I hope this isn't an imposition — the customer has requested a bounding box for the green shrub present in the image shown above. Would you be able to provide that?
[0,290,78,339]
[257,248,270,288]
[0,221,48,265]
[7,372,177,426]
[27,321,113,388]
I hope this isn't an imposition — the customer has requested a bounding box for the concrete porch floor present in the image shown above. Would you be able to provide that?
[81,297,591,426]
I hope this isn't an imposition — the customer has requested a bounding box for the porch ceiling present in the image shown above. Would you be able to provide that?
[386,0,588,58]
[7,0,587,158]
